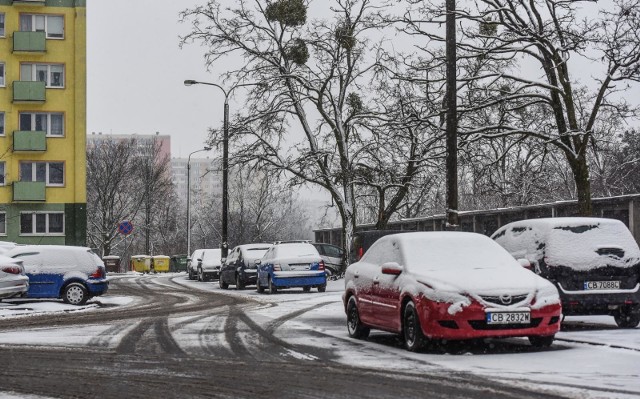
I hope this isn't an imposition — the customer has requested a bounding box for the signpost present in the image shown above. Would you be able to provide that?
[118,221,134,272]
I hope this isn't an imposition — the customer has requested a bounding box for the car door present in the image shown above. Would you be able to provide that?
[369,239,404,332]
[12,251,59,298]
[257,248,274,286]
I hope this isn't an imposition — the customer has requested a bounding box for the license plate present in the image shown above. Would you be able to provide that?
[584,281,620,290]
[486,312,530,325]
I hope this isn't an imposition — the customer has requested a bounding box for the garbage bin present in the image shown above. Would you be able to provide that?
[170,254,188,272]
[102,255,121,273]
[131,255,151,273]
[152,255,170,273]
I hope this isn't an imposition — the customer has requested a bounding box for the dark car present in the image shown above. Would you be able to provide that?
[312,243,344,277]
[492,217,640,328]
[220,243,273,289]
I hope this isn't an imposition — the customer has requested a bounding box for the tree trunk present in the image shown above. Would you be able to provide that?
[568,155,593,216]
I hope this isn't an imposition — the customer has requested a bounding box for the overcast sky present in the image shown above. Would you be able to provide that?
[87,0,224,159]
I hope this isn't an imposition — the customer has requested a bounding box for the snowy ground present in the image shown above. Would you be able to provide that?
[1,272,638,399]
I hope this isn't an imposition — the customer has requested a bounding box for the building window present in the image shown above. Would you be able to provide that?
[0,161,5,186]
[19,161,64,186]
[0,112,4,136]
[19,14,64,39]
[0,14,5,37]
[0,213,5,236]
[20,212,64,235]
[19,112,64,136]
[0,63,4,87]
[20,63,64,88]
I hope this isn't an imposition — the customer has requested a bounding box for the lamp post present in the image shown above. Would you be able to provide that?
[187,147,211,257]
[184,79,249,260]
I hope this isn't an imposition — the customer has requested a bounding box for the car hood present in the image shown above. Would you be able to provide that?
[414,266,544,296]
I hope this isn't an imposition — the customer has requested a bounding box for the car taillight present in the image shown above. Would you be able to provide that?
[318,260,325,271]
[357,247,363,260]
[90,267,105,279]
[274,264,281,271]
[1,266,22,275]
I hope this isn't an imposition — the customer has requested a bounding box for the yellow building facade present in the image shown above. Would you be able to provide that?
[0,0,86,245]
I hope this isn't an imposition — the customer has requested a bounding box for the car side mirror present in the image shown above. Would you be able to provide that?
[254,259,262,265]
[381,262,403,276]
[517,258,533,271]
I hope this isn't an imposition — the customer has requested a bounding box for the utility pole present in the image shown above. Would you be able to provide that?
[445,0,459,230]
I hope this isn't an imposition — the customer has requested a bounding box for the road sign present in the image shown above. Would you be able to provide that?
[118,220,134,236]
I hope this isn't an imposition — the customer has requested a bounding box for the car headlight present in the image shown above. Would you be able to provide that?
[531,282,560,309]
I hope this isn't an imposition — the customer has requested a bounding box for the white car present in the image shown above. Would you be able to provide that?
[187,249,205,280]
[0,254,29,300]
[197,248,222,282]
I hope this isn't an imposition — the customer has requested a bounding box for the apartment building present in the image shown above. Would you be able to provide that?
[0,0,86,245]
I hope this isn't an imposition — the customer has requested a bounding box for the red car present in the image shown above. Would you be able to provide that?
[343,232,562,351]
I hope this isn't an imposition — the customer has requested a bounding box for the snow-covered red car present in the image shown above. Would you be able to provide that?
[492,217,640,328]
[343,232,562,351]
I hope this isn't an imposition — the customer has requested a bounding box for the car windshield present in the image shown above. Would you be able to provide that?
[399,233,519,272]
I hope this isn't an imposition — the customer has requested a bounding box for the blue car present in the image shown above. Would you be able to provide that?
[4,245,108,305]
[256,242,327,294]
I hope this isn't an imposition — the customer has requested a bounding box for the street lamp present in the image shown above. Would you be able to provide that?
[187,146,211,257]
[184,79,249,260]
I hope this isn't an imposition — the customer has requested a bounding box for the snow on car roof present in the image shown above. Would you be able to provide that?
[275,243,319,258]
[377,232,521,272]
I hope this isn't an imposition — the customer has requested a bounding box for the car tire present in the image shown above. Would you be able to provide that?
[317,284,326,293]
[257,280,265,293]
[220,279,229,289]
[236,275,245,290]
[188,268,194,280]
[303,286,311,292]
[62,283,88,306]
[197,268,203,282]
[403,301,426,352]
[346,296,369,339]
[268,277,277,294]
[528,335,555,348]
[614,309,640,328]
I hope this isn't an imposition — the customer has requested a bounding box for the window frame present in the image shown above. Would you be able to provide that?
[19,211,65,236]
[20,63,65,88]
[19,161,65,186]
[0,62,5,87]
[0,13,5,38]
[0,212,6,236]
[19,112,65,137]
[19,13,64,39]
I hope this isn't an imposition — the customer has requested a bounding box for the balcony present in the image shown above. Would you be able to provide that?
[13,131,47,152]
[13,81,46,103]
[13,31,46,53]
[13,181,46,202]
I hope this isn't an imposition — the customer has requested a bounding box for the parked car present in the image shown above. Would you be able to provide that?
[3,245,108,306]
[220,243,273,290]
[0,241,17,255]
[187,249,205,280]
[197,248,222,281]
[256,242,327,293]
[344,232,562,351]
[492,217,640,328]
[0,255,29,300]
[312,242,345,277]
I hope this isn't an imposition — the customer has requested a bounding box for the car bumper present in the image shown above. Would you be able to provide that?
[87,280,109,296]
[272,271,326,288]
[0,280,29,299]
[240,270,258,284]
[202,269,221,279]
[417,297,562,340]
[558,283,640,315]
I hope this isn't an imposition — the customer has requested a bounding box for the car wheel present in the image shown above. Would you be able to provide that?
[268,277,277,294]
[346,296,369,339]
[614,309,640,328]
[528,335,555,348]
[219,279,229,289]
[63,283,88,306]
[303,286,311,292]
[236,275,245,290]
[317,284,326,293]
[403,301,426,352]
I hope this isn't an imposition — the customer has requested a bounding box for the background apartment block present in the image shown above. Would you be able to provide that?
[0,0,86,245]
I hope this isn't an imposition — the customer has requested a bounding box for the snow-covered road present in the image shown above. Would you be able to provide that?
[0,272,638,399]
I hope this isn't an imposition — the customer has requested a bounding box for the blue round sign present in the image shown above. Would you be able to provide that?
[118,220,134,236]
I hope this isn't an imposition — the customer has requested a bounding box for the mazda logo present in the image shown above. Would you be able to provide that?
[500,294,512,305]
